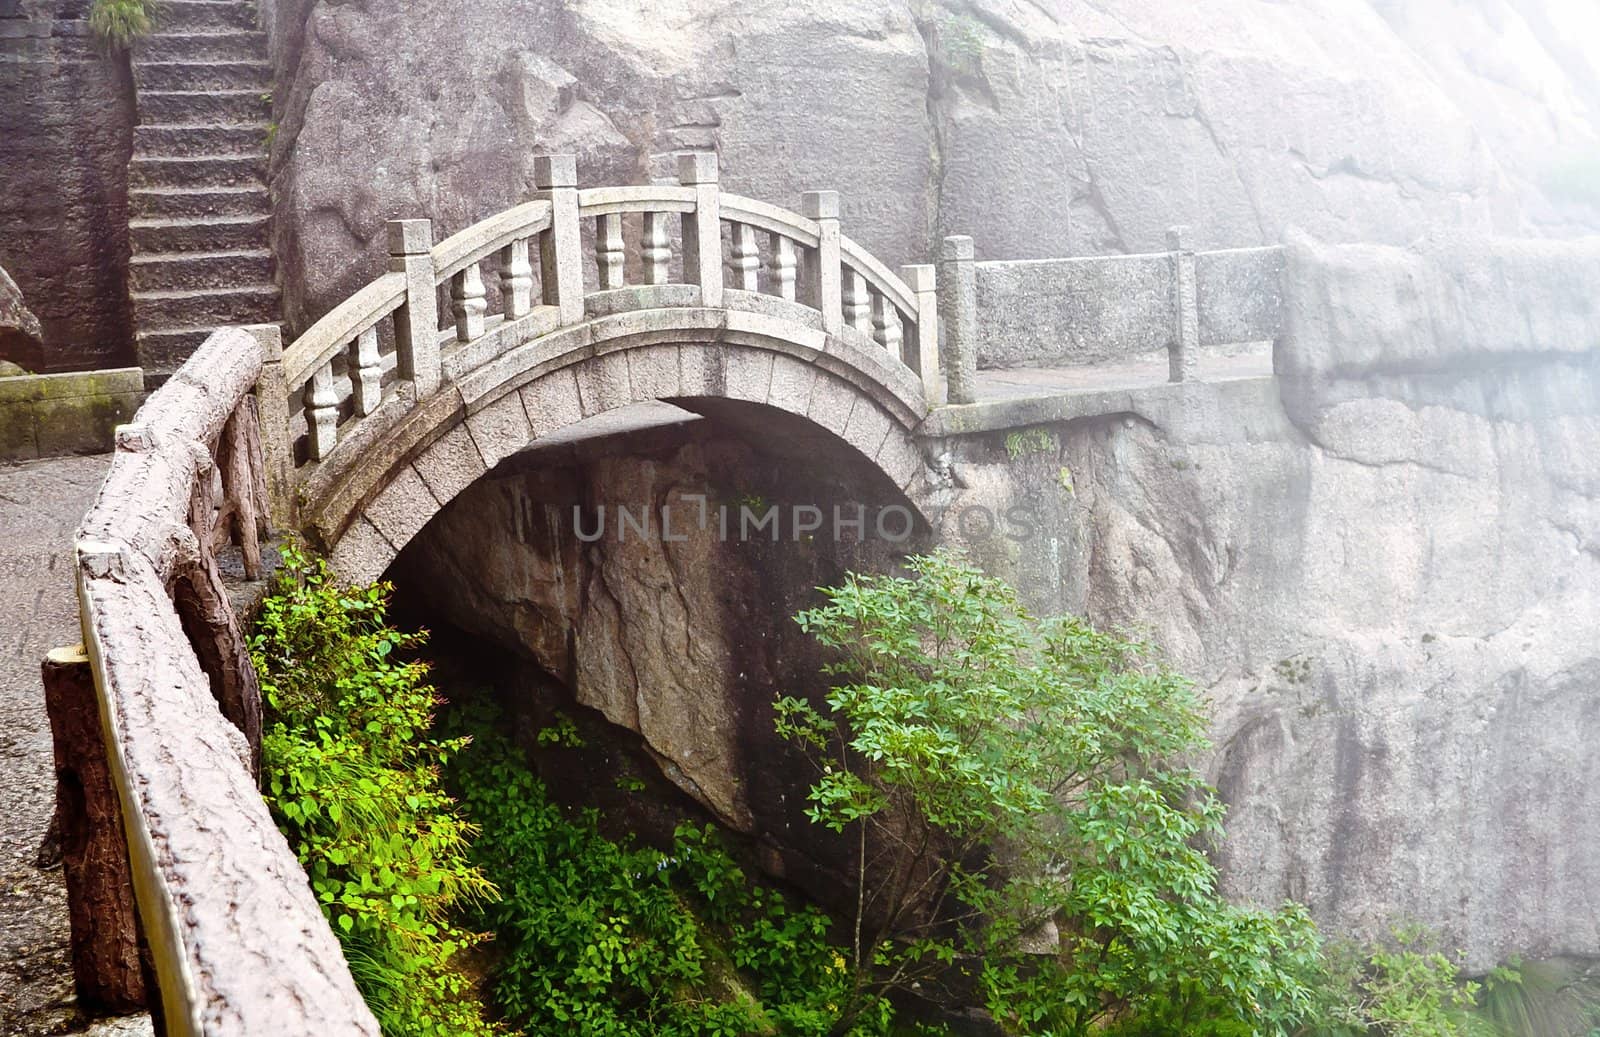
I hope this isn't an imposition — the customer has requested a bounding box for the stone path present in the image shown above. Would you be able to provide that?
[0,453,148,1036]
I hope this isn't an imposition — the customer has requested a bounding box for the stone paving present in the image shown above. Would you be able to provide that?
[0,453,148,1036]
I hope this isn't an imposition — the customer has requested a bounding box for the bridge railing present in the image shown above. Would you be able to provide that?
[72,325,379,1036]
[270,153,941,491]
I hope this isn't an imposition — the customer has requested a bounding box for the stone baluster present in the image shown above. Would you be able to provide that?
[800,191,842,333]
[499,238,534,318]
[642,210,672,285]
[245,324,296,528]
[842,267,871,334]
[536,154,583,324]
[1167,225,1199,383]
[678,152,722,306]
[937,235,977,405]
[900,264,941,406]
[730,222,760,292]
[451,263,487,342]
[349,326,381,416]
[389,218,440,396]
[595,213,625,290]
[768,234,797,302]
[305,361,339,461]
[871,291,903,358]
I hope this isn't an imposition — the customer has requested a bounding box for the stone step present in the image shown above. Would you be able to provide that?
[136,327,230,379]
[130,185,269,219]
[129,214,271,252]
[138,89,271,126]
[134,59,270,92]
[134,123,269,157]
[155,0,258,30]
[139,29,267,62]
[131,283,281,328]
[130,153,266,188]
[128,249,275,291]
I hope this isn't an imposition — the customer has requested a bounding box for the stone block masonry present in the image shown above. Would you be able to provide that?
[0,0,138,373]
[127,0,279,382]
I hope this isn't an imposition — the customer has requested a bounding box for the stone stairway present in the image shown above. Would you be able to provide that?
[128,0,277,383]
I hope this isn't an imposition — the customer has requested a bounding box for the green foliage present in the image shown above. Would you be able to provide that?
[1004,427,1058,460]
[447,703,887,1036]
[1472,956,1600,1037]
[780,551,1325,1035]
[89,0,162,47]
[252,547,497,1037]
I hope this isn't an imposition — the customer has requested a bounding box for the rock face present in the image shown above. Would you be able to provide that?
[0,264,44,372]
[932,235,1600,969]
[261,0,1600,329]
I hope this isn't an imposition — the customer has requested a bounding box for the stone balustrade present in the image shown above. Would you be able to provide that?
[270,153,942,494]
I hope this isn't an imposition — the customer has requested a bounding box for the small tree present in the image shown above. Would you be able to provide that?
[775,551,1322,1035]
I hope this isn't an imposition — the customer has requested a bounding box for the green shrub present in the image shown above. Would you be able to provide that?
[88,0,162,48]
[778,550,1325,1035]
[446,702,891,1036]
[252,547,497,1037]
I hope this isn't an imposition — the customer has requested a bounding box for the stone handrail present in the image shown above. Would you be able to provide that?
[933,229,1284,401]
[264,153,943,485]
[74,326,379,1036]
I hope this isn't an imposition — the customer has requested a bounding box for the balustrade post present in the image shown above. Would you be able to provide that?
[642,211,672,285]
[306,362,339,461]
[595,213,625,290]
[535,154,584,324]
[901,264,942,406]
[1167,225,1199,383]
[499,238,534,319]
[843,268,871,334]
[730,223,760,292]
[244,323,295,528]
[801,191,842,334]
[451,263,487,342]
[678,152,722,306]
[350,327,382,416]
[937,235,977,405]
[768,234,797,302]
[389,218,441,396]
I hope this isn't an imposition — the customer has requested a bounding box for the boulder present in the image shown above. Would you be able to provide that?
[0,264,42,373]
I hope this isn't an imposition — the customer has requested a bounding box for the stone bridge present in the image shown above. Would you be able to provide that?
[67,153,1285,1034]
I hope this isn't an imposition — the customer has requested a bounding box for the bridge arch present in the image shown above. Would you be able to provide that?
[312,323,935,583]
[263,152,946,582]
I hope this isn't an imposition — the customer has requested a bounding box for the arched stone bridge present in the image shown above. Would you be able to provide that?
[268,154,942,582]
[67,152,1285,1035]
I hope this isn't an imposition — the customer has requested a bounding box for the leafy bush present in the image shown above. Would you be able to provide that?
[446,702,889,1036]
[777,550,1326,1035]
[252,547,497,1037]
[88,0,162,48]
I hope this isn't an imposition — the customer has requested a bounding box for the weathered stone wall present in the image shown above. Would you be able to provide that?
[0,0,135,372]
[260,0,1600,332]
